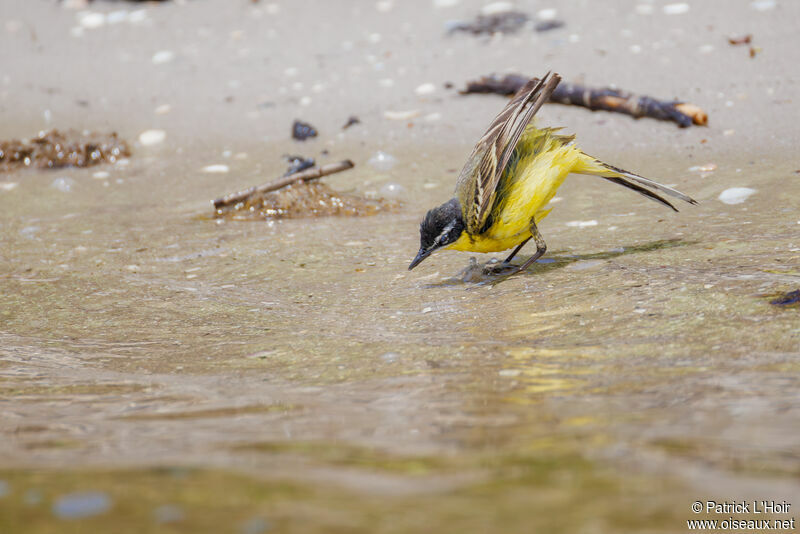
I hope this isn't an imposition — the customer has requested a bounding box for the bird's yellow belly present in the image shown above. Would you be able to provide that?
[448,145,577,254]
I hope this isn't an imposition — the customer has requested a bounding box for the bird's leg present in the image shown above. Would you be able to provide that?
[480,220,547,280]
[503,237,531,264]
[482,237,531,275]
[516,219,547,273]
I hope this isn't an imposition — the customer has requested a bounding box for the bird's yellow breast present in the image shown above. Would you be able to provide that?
[448,127,581,254]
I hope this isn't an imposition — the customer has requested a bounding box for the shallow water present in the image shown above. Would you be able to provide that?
[1,0,799,532]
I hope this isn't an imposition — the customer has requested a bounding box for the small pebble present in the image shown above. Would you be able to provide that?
[662,3,690,14]
[139,129,166,146]
[566,220,598,228]
[202,164,229,174]
[718,187,756,205]
[126,264,141,273]
[415,83,436,96]
[292,120,318,141]
[79,12,105,29]
[51,177,75,192]
[151,50,175,65]
[368,151,397,171]
[433,0,460,7]
[53,492,111,519]
[536,8,558,20]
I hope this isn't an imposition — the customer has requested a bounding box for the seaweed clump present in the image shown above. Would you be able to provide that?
[0,129,130,172]
[216,181,397,221]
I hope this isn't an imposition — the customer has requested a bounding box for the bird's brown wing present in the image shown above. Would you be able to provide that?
[456,72,561,234]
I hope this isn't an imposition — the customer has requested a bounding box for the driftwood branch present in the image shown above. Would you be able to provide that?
[460,74,707,128]
[213,159,354,210]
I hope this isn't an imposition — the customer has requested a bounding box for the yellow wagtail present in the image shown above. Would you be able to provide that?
[408,72,696,276]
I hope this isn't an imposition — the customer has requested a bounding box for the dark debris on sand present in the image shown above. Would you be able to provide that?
[770,290,800,308]
[283,155,315,176]
[448,11,565,36]
[292,120,318,141]
[0,129,130,172]
[448,11,530,35]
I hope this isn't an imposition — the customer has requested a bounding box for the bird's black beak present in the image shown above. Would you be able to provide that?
[408,247,434,270]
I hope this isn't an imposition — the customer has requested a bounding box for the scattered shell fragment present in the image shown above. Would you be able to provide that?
[433,0,460,7]
[663,3,690,14]
[481,2,514,15]
[384,110,420,120]
[139,129,166,146]
[92,171,110,180]
[688,163,717,173]
[0,181,18,191]
[202,164,230,174]
[719,187,756,205]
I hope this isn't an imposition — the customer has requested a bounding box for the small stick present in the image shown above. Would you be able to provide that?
[460,74,708,127]
[213,159,354,209]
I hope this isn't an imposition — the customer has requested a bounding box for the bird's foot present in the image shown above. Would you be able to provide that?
[482,260,518,276]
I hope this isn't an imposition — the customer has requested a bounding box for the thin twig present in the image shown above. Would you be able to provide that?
[213,159,354,209]
[460,74,708,127]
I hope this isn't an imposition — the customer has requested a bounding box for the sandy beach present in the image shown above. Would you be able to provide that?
[1,0,798,532]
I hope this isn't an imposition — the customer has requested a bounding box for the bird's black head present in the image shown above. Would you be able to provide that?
[408,198,465,270]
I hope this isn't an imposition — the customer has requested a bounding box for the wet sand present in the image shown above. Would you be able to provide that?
[1,0,799,532]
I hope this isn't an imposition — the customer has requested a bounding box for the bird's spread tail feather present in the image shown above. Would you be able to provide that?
[574,153,697,212]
